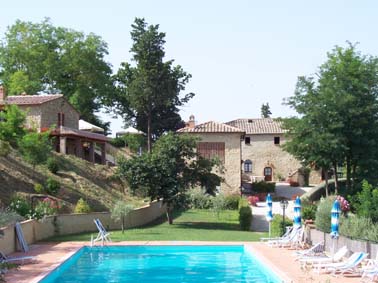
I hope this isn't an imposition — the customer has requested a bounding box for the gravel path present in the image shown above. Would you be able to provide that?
[251,182,312,232]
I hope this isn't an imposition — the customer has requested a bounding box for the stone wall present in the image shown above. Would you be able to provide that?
[242,134,301,181]
[40,98,79,130]
[18,105,42,130]
[194,133,242,193]
[0,200,166,255]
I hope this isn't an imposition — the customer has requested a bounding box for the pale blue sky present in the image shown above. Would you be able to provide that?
[1,1,378,135]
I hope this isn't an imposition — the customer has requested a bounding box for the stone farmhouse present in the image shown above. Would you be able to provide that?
[178,116,321,193]
[0,86,110,164]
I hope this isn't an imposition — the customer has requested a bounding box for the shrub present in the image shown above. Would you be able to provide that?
[0,140,11,157]
[45,177,60,195]
[212,194,226,218]
[238,197,249,209]
[0,104,26,147]
[247,196,259,206]
[339,215,378,243]
[34,183,44,194]
[239,205,252,231]
[46,158,59,174]
[271,214,293,237]
[252,181,275,193]
[188,189,213,209]
[315,196,335,233]
[111,201,134,233]
[223,194,240,210]
[0,209,24,227]
[32,198,59,219]
[354,180,378,222]
[19,131,51,168]
[9,196,31,218]
[74,198,91,213]
[302,205,317,221]
[289,181,300,187]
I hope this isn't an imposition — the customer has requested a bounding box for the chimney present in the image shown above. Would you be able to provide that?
[0,86,5,101]
[187,115,195,128]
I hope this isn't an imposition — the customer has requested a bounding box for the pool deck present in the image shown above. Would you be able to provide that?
[5,241,365,283]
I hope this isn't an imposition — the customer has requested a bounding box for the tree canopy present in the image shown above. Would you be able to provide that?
[117,132,222,224]
[283,43,378,191]
[0,19,114,132]
[261,103,272,118]
[111,18,194,151]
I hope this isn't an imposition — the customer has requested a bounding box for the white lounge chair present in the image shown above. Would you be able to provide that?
[92,219,111,245]
[299,246,348,268]
[313,252,368,275]
[268,227,302,248]
[260,226,293,242]
[0,251,34,264]
[294,241,325,260]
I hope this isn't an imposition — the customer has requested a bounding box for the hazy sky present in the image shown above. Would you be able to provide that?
[1,1,378,135]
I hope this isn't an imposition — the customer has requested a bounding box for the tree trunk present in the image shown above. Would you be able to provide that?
[333,161,339,195]
[121,216,125,234]
[324,168,329,197]
[346,157,351,191]
[147,112,152,153]
[166,206,173,225]
[352,163,357,191]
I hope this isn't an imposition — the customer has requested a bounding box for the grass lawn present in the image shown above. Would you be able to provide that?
[48,209,267,242]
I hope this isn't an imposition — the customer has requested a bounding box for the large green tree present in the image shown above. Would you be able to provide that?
[112,18,194,152]
[284,43,378,191]
[0,19,113,131]
[261,102,272,118]
[117,132,222,224]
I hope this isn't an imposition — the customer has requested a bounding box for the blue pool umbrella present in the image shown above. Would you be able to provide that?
[293,196,301,228]
[330,200,341,239]
[266,194,273,237]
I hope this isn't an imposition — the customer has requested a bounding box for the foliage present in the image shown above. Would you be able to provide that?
[315,196,335,233]
[46,158,59,174]
[74,198,91,213]
[260,102,272,118]
[238,203,252,231]
[111,201,134,233]
[111,18,194,151]
[271,214,293,237]
[187,189,213,209]
[19,131,51,167]
[117,133,222,224]
[302,204,317,220]
[223,194,240,210]
[9,196,31,218]
[212,194,226,218]
[289,181,299,187]
[252,181,275,193]
[338,215,378,242]
[336,195,350,214]
[0,105,26,147]
[45,177,60,195]
[33,198,60,219]
[0,19,114,131]
[110,134,146,153]
[0,140,10,157]
[34,183,44,194]
[354,180,378,222]
[0,262,19,282]
[0,209,24,227]
[283,43,378,192]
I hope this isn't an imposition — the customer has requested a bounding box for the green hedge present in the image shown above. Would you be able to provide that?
[271,214,293,237]
[252,181,275,193]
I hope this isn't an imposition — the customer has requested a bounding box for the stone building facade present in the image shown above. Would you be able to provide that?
[0,86,109,164]
[177,118,244,193]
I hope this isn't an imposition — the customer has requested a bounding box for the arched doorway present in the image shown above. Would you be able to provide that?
[264,167,272,181]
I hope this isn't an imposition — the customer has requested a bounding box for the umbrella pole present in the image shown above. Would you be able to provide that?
[332,239,335,260]
[269,222,271,238]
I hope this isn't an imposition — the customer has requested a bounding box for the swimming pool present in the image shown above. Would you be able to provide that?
[39,245,281,283]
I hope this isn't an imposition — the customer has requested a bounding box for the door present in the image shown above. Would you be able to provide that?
[264,167,272,181]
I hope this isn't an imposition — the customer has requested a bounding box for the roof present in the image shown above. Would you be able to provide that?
[0,94,63,105]
[79,119,104,133]
[177,121,244,133]
[225,118,285,134]
[54,126,110,142]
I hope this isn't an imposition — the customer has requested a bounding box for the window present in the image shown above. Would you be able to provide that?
[274,136,280,145]
[197,142,225,164]
[244,159,252,172]
[57,112,65,127]
[245,136,251,145]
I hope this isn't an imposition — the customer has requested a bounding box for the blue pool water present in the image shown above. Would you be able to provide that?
[39,246,281,283]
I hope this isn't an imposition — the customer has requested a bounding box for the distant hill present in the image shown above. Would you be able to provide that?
[0,149,143,212]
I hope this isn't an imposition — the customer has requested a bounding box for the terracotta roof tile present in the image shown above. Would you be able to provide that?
[177,121,244,133]
[226,118,285,134]
[0,94,63,105]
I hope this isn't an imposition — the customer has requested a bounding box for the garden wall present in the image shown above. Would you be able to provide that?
[0,200,166,255]
[307,225,378,259]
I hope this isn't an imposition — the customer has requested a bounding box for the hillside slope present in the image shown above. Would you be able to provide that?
[0,149,143,211]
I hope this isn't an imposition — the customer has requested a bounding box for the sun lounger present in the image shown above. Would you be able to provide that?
[260,226,293,242]
[92,218,111,245]
[268,227,302,248]
[313,252,368,275]
[294,241,325,260]
[0,251,34,264]
[299,246,348,268]
[15,222,29,252]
